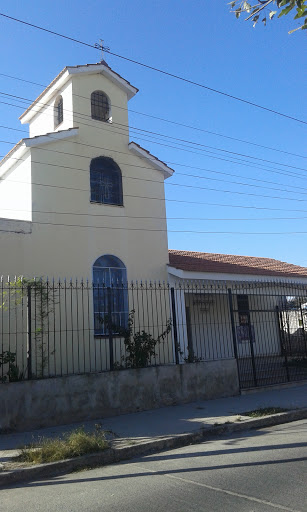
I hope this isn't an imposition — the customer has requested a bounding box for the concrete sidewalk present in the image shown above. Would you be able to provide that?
[1,382,307,485]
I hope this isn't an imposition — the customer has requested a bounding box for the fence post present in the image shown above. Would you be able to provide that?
[27,284,32,380]
[170,287,180,364]
[107,287,114,371]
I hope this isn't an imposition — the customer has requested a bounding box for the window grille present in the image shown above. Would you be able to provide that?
[93,255,128,335]
[91,91,110,121]
[90,157,123,205]
[54,96,63,127]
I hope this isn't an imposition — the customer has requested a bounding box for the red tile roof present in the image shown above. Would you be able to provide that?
[168,250,307,278]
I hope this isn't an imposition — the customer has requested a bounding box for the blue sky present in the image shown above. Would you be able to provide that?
[0,1,306,265]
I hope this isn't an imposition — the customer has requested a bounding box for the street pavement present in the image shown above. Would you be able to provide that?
[1,419,307,511]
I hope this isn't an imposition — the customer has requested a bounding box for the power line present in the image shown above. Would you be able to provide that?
[3,151,307,200]
[1,72,306,160]
[1,143,307,202]
[1,120,307,193]
[2,172,307,212]
[1,206,306,221]
[1,115,307,198]
[1,90,306,172]
[1,104,307,182]
[4,218,307,235]
[0,12,306,126]
[4,152,307,197]
[1,89,306,183]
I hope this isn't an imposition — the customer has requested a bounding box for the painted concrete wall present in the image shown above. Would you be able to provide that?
[0,154,31,221]
[0,359,239,432]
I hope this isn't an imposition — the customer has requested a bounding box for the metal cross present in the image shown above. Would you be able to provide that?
[95,39,110,62]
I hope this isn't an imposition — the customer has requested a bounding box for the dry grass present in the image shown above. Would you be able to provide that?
[14,426,109,464]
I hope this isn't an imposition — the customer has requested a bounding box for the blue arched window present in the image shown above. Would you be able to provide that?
[93,255,128,335]
[90,157,123,206]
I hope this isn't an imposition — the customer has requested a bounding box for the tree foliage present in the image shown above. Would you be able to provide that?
[229,1,307,33]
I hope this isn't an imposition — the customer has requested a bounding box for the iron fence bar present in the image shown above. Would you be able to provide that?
[246,297,258,387]
[185,305,194,361]
[107,286,114,370]
[227,289,238,360]
[27,284,32,380]
[299,302,307,356]
[170,287,179,364]
[276,306,290,382]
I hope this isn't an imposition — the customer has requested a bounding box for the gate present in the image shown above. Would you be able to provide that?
[228,286,307,389]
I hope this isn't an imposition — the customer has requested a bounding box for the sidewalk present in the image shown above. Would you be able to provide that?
[1,382,307,486]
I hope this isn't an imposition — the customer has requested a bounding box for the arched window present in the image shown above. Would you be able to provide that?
[54,96,63,128]
[90,157,123,205]
[91,90,110,122]
[93,255,128,335]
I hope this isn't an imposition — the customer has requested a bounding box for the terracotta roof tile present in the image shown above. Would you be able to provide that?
[168,250,307,278]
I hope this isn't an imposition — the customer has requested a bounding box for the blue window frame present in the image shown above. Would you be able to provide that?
[93,255,128,335]
[90,157,123,206]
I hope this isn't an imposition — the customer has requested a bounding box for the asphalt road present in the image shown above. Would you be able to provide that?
[2,419,307,512]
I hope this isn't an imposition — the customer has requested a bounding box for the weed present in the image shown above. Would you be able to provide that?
[14,426,108,464]
[241,407,289,418]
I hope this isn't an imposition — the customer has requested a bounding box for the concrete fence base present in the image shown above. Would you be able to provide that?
[0,360,239,432]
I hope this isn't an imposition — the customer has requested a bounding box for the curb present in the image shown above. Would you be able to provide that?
[1,407,307,488]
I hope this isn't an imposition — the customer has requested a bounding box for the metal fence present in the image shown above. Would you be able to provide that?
[1,277,307,388]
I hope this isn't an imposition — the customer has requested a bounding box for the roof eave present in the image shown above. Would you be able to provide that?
[167,266,307,284]
[0,141,29,178]
[129,142,174,179]
[19,63,138,124]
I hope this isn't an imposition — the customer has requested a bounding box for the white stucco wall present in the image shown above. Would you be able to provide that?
[0,153,31,221]
[29,82,74,138]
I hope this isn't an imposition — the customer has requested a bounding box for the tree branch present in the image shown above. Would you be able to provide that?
[245,0,274,20]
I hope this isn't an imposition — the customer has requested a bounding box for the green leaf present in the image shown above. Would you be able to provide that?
[277,0,291,7]
[262,17,267,25]
[278,4,296,17]
[269,10,277,19]
[235,9,241,18]
[243,1,252,12]
[294,7,307,18]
